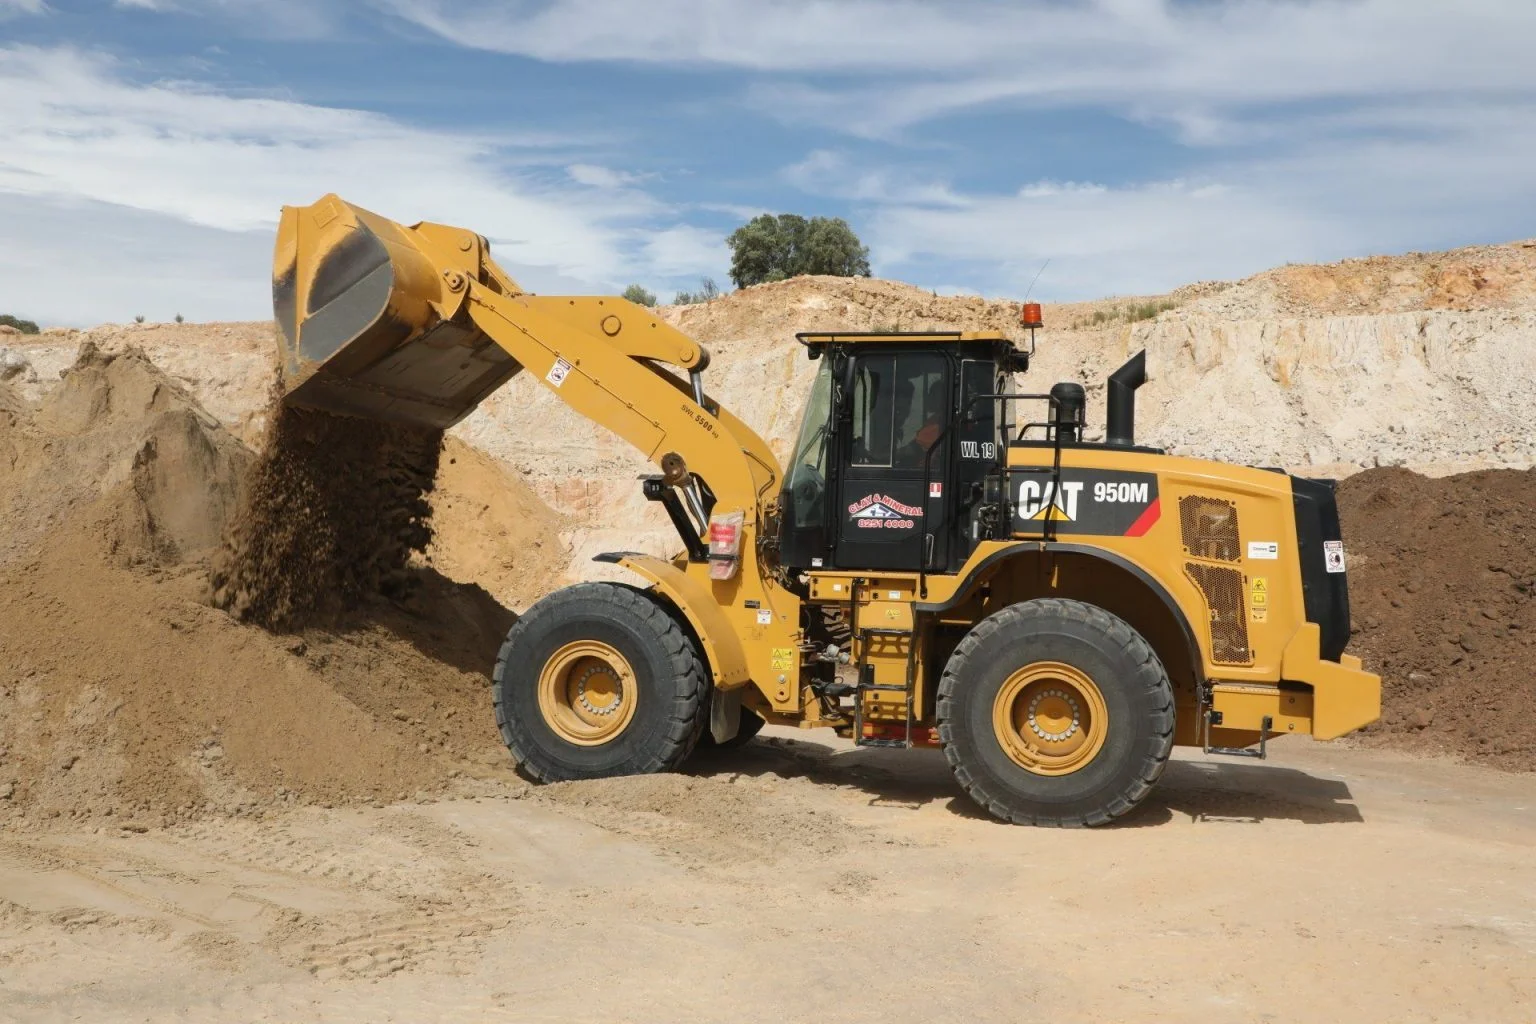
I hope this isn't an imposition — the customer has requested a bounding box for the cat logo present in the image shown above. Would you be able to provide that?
[1018,480,1085,522]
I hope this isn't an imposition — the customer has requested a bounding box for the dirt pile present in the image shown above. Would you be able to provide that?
[0,346,542,825]
[211,399,442,630]
[1338,467,1536,770]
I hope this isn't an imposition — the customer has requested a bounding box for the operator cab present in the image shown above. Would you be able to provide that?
[777,330,1031,576]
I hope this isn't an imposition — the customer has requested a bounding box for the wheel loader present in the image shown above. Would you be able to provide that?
[271,194,1380,826]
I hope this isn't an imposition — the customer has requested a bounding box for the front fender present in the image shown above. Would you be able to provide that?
[594,552,750,689]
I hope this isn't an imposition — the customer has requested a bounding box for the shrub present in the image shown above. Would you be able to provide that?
[0,314,39,334]
[673,277,724,305]
[621,285,657,308]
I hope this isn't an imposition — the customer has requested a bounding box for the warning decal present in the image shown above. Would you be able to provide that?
[1323,540,1347,573]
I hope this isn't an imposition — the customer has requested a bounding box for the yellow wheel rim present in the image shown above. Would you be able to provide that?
[536,640,638,746]
[992,661,1109,776]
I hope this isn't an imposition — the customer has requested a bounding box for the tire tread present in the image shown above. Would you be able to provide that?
[492,583,708,782]
[936,597,1175,827]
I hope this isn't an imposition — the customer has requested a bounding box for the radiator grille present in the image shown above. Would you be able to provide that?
[1184,562,1252,665]
[1179,495,1240,562]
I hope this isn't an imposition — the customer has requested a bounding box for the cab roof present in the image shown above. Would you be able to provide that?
[795,330,1014,348]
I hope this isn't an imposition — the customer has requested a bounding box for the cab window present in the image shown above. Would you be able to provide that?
[851,353,946,469]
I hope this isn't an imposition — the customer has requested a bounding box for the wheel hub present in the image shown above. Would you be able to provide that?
[575,664,623,717]
[992,661,1109,776]
[1026,688,1081,742]
[536,640,638,746]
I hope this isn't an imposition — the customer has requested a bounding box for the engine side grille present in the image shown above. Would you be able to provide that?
[1184,562,1252,665]
[1179,495,1240,562]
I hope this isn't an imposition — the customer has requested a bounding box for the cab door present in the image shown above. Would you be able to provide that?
[834,350,950,571]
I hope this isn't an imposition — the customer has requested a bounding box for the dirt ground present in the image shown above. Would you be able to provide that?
[5,246,1536,1023]
[1,729,1532,1024]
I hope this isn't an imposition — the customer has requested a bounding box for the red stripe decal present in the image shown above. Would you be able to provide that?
[1123,496,1161,537]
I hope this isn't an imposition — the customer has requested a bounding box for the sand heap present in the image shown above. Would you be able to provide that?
[1339,467,1536,770]
[0,346,557,825]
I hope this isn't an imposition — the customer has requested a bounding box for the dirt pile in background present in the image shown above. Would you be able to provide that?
[0,343,253,568]
[1339,467,1536,770]
[428,437,570,612]
[210,399,442,630]
[0,346,537,825]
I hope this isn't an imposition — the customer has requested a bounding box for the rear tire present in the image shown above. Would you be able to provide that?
[937,598,1174,827]
[493,583,707,782]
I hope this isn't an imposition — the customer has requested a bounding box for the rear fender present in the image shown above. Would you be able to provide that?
[594,552,750,690]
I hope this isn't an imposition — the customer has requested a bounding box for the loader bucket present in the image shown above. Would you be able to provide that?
[272,194,522,430]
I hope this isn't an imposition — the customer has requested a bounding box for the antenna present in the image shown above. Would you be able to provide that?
[1022,258,1050,303]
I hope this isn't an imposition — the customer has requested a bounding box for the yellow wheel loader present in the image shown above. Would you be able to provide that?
[273,195,1380,827]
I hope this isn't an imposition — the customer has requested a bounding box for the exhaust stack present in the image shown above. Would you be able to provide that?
[1105,350,1147,447]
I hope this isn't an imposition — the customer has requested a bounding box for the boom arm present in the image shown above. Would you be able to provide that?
[274,194,802,698]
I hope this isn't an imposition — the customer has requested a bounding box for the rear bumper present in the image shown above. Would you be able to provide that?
[1280,623,1381,739]
[1209,624,1380,742]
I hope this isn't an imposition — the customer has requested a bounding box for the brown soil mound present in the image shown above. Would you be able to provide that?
[0,347,520,825]
[211,398,441,630]
[428,437,570,611]
[1339,467,1536,770]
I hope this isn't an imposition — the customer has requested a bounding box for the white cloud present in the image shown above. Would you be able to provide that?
[855,95,1536,299]
[0,0,48,16]
[380,1,1536,111]
[100,0,343,36]
[0,45,722,323]
[566,163,643,189]
[783,150,964,208]
[639,224,729,280]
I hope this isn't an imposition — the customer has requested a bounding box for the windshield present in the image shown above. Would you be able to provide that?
[784,358,834,514]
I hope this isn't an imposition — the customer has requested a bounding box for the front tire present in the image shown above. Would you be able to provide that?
[493,583,707,782]
[937,598,1174,827]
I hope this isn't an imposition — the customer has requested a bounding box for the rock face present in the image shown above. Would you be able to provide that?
[456,241,1536,576]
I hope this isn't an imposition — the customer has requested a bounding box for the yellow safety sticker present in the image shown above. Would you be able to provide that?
[1250,577,1268,621]
[770,647,795,671]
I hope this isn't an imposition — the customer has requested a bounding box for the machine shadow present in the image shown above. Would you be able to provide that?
[688,733,1364,827]
[341,567,517,678]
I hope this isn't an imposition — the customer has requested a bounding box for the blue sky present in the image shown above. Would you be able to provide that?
[1,0,1534,325]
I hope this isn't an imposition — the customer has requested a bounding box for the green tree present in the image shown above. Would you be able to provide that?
[726,214,870,288]
[621,284,657,308]
[0,314,39,334]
